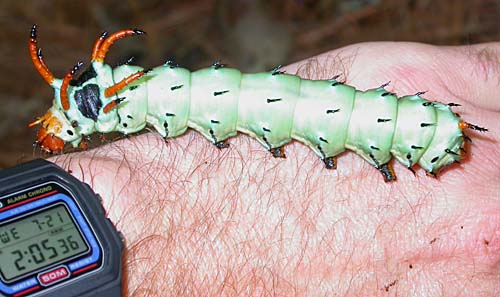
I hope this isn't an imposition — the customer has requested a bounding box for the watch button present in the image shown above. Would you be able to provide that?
[38,265,70,286]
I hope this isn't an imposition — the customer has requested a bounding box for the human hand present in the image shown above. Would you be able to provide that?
[51,42,500,296]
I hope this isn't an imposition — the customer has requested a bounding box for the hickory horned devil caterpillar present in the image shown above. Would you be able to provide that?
[28,25,487,182]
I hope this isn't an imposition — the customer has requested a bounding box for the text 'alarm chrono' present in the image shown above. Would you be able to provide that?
[0,159,123,297]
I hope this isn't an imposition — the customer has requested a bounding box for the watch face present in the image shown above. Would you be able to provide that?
[0,203,90,281]
[0,182,104,297]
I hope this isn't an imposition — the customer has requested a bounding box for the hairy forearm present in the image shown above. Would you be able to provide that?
[49,43,500,296]
[51,130,499,296]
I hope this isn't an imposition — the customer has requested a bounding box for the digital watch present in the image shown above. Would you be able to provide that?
[0,159,123,297]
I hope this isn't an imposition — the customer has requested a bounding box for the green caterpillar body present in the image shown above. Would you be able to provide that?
[51,61,464,180]
[30,27,476,182]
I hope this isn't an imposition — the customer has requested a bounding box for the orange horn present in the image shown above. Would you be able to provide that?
[60,61,84,110]
[93,29,145,63]
[29,24,55,85]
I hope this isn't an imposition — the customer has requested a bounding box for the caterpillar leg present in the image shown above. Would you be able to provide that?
[214,140,230,149]
[322,156,337,169]
[270,146,286,158]
[378,162,397,182]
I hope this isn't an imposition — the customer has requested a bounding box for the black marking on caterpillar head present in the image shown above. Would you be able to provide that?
[377,118,391,123]
[165,112,176,117]
[411,145,423,150]
[129,85,138,91]
[381,92,394,97]
[326,109,340,114]
[422,102,434,107]
[267,98,282,103]
[319,137,328,144]
[448,103,461,107]
[127,114,133,119]
[211,119,220,124]
[214,90,229,96]
[71,120,78,128]
[66,129,73,136]
[271,65,285,75]
[431,156,439,163]
[445,148,459,156]
[70,64,97,87]
[370,145,380,150]
[415,91,427,96]
[123,123,128,128]
[74,84,102,121]
[421,123,435,127]
[331,81,342,86]
[406,153,411,159]
[171,84,183,91]
[262,127,271,132]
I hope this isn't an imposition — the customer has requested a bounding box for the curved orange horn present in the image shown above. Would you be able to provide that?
[91,31,108,60]
[93,29,145,63]
[29,24,55,85]
[60,61,84,110]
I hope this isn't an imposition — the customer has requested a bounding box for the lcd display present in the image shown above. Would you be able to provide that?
[0,204,89,281]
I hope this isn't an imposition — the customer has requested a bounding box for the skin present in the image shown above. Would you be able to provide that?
[50,42,500,296]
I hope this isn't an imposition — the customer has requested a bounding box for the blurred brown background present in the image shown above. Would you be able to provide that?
[0,0,498,168]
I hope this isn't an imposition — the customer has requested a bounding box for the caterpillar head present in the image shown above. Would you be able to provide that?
[28,25,145,153]
[28,105,80,153]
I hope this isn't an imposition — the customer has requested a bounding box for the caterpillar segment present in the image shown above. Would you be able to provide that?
[28,26,488,182]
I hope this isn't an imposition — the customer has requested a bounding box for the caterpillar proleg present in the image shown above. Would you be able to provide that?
[28,25,487,182]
